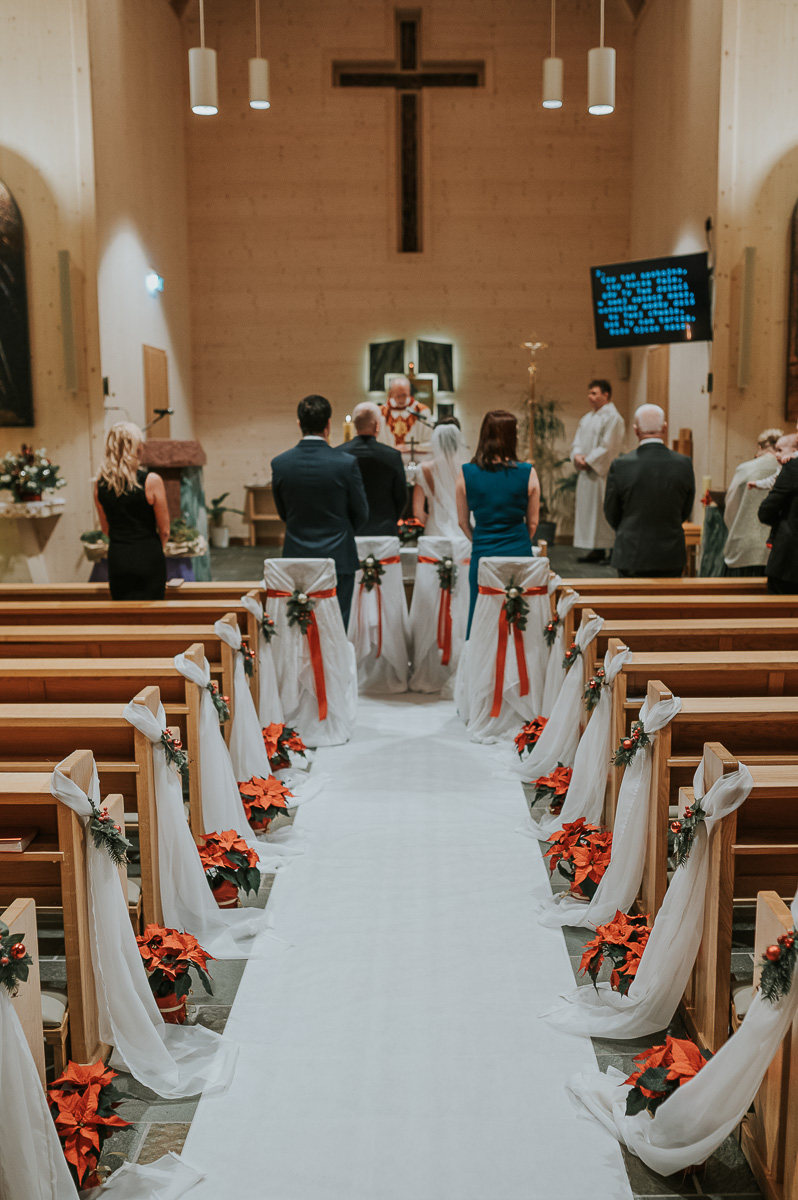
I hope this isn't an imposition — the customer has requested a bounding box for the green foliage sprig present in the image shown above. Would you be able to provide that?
[612,721,650,768]
[543,615,560,647]
[562,641,582,672]
[287,589,316,632]
[759,932,798,1003]
[88,802,130,867]
[359,554,386,592]
[0,921,33,996]
[260,612,278,643]
[161,730,188,777]
[437,555,457,592]
[503,579,529,630]
[240,644,256,678]
[584,667,607,712]
[206,680,230,724]
[670,799,707,868]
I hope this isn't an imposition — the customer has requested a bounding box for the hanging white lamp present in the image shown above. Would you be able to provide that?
[542,0,563,109]
[189,0,218,115]
[249,0,270,109]
[588,0,615,115]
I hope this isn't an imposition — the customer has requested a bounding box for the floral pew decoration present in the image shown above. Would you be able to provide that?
[136,924,214,1025]
[240,592,284,728]
[514,716,547,760]
[238,774,293,832]
[580,910,651,997]
[544,818,613,901]
[532,763,572,816]
[263,722,307,773]
[214,617,274,783]
[0,918,33,995]
[198,829,262,909]
[540,587,581,715]
[47,1062,131,1190]
[623,1036,712,1118]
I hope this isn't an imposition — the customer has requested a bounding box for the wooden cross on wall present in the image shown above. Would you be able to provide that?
[333,10,484,254]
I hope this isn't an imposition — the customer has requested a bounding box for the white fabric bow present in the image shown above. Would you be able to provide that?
[49,762,237,1098]
[539,691,682,929]
[240,593,284,728]
[214,619,273,781]
[541,589,581,716]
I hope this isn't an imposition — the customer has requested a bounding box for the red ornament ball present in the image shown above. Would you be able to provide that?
[10,943,25,960]
[0,956,9,967]
[622,738,633,750]
[670,820,682,834]
[766,944,782,963]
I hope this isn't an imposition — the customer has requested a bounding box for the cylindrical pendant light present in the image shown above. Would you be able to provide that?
[542,0,563,109]
[189,0,218,116]
[249,0,270,109]
[588,0,615,115]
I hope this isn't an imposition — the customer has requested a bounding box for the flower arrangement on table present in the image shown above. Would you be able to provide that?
[579,909,651,996]
[263,722,307,772]
[47,1061,131,1190]
[545,817,613,900]
[514,716,548,759]
[624,1035,712,1117]
[238,774,293,832]
[0,444,67,503]
[198,829,261,908]
[397,517,423,545]
[0,920,33,996]
[135,923,214,1024]
[532,763,572,815]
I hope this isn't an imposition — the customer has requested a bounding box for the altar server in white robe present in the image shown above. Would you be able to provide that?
[570,379,626,564]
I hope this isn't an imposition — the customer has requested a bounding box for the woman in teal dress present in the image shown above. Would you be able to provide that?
[455,410,541,634]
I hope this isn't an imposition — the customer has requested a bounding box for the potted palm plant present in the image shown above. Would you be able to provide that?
[207,492,244,549]
[530,398,577,546]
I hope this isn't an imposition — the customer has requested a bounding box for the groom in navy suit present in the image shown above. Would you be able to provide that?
[271,394,369,625]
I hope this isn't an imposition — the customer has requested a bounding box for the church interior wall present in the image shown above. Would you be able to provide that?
[182,0,635,541]
[88,0,195,443]
[0,0,105,582]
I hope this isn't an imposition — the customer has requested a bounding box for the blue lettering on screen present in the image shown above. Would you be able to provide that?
[593,265,697,340]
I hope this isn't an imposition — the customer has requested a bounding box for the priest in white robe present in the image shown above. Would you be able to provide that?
[570,379,625,563]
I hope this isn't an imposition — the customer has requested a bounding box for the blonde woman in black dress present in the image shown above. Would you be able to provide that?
[94,422,170,599]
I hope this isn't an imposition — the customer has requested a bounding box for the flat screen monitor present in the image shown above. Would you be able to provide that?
[590,252,713,349]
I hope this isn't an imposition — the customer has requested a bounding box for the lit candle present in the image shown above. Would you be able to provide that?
[343,414,354,442]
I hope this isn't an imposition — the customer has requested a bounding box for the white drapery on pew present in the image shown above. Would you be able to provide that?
[49,762,237,1099]
[544,760,753,1036]
[408,534,471,696]
[239,593,283,727]
[264,558,357,747]
[213,618,273,782]
[0,989,203,1199]
[455,556,552,743]
[567,887,798,1177]
[122,700,275,958]
[541,588,581,717]
[173,652,302,873]
[348,536,409,694]
[538,692,682,929]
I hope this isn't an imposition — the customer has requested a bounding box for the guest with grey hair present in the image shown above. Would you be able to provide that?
[337,401,408,535]
[722,426,785,576]
[603,403,695,577]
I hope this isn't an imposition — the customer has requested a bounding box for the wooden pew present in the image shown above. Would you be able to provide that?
[0,581,264,602]
[558,576,767,596]
[1,599,251,629]
[0,687,166,928]
[739,890,798,1200]
[0,753,125,1063]
[1,896,45,1083]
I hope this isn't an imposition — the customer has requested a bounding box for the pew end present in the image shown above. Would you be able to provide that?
[218,611,240,746]
[182,642,207,840]
[129,685,164,928]
[2,897,45,1085]
[560,588,581,652]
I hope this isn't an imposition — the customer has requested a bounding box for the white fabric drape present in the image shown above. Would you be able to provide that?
[510,613,604,782]
[0,990,203,1200]
[122,700,275,958]
[566,888,798,1177]
[213,618,273,781]
[541,590,581,717]
[174,652,301,872]
[408,534,471,696]
[416,423,469,538]
[348,536,409,694]
[264,558,357,747]
[240,593,284,727]
[455,556,552,743]
[526,646,633,841]
[49,763,237,1099]
[539,693,682,929]
[545,761,753,1036]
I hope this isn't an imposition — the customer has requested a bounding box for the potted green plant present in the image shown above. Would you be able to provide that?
[80,529,109,562]
[530,398,577,545]
[166,516,205,558]
[206,492,244,550]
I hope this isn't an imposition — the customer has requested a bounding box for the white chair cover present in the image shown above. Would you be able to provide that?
[526,646,633,841]
[0,990,203,1200]
[49,763,237,1099]
[408,534,471,696]
[173,652,302,872]
[510,612,605,782]
[348,536,409,694]
[541,589,581,717]
[264,558,357,747]
[544,760,753,1036]
[240,593,284,727]
[123,700,275,958]
[539,692,682,929]
[455,556,552,743]
[566,888,798,1177]
[214,618,273,781]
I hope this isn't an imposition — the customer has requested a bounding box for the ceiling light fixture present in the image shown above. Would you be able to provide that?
[189,0,218,115]
[588,0,615,115]
[542,0,563,109]
[249,0,270,109]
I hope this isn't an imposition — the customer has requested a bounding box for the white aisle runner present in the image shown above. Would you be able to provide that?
[183,696,632,1200]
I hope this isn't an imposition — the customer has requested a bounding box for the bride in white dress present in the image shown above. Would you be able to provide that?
[412,420,469,538]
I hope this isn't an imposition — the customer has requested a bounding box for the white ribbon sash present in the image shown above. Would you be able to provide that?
[213,618,273,782]
[240,593,284,727]
[541,588,581,717]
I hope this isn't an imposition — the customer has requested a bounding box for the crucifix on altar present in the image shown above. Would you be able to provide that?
[333,11,485,253]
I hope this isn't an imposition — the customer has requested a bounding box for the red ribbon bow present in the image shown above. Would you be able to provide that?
[265,587,337,719]
[477,584,548,718]
[418,555,456,665]
[357,555,401,659]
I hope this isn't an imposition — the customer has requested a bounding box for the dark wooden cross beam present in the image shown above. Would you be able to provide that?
[333,11,484,253]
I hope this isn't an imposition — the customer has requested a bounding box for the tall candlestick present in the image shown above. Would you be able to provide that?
[343,414,354,442]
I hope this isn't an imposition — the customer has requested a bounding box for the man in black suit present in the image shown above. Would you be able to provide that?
[603,404,695,576]
[758,453,798,593]
[337,402,408,534]
[271,394,369,624]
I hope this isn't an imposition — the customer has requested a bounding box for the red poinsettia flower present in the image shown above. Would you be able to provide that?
[514,716,548,757]
[136,924,213,981]
[580,910,651,993]
[545,818,613,899]
[48,1063,130,1188]
[197,829,258,871]
[624,1035,711,1115]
